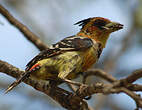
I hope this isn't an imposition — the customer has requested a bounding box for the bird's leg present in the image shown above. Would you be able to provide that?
[58,72,87,87]
[61,78,86,87]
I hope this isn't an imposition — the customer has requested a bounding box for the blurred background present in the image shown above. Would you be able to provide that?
[0,0,142,110]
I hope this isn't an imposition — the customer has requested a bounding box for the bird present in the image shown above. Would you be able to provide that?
[5,17,123,93]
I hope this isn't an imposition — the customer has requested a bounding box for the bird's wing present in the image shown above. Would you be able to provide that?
[25,48,62,71]
[5,36,94,93]
[26,35,94,72]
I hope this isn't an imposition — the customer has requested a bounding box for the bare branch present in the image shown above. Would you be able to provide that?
[0,4,48,51]
[80,69,142,109]
[127,84,142,91]
[0,60,89,110]
[1,59,142,109]
[120,69,142,83]
[1,3,142,110]
[83,69,117,83]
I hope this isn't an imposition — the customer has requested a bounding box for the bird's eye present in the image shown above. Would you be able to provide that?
[93,19,107,29]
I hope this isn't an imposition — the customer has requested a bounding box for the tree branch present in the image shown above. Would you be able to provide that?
[1,3,142,110]
[0,4,48,51]
[120,69,142,83]
[0,60,89,110]
[83,69,117,83]
[1,59,142,109]
[78,69,142,109]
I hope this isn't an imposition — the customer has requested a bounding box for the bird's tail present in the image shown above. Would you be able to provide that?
[5,72,30,94]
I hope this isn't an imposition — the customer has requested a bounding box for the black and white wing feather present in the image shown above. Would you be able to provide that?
[52,35,93,51]
[26,35,94,71]
[5,35,94,93]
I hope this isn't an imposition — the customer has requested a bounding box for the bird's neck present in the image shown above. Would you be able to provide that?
[77,31,110,48]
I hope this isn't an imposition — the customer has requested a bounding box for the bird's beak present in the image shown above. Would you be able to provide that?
[103,22,123,32]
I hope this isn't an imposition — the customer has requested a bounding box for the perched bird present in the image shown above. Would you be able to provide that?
[5,17,123,93]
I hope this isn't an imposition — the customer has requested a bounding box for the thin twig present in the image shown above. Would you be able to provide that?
[121,69,142,83]
[0,60,89,110]
[83,69,117,83]
[81,69,142,109]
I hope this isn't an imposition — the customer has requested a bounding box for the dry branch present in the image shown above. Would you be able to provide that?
[0,4,48,51]
[1,59,142,109]
[0,60,89,110]
[0,4,142,110]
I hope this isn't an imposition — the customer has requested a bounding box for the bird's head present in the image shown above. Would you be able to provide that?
[75,17,123,47]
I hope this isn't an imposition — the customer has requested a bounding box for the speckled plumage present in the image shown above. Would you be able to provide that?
[5,17,123,93]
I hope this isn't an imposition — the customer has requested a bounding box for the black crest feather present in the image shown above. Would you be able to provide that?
[74,18,92,29]
[93,19,107,29]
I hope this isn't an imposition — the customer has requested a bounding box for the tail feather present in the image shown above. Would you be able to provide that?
[5,72,30,94]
